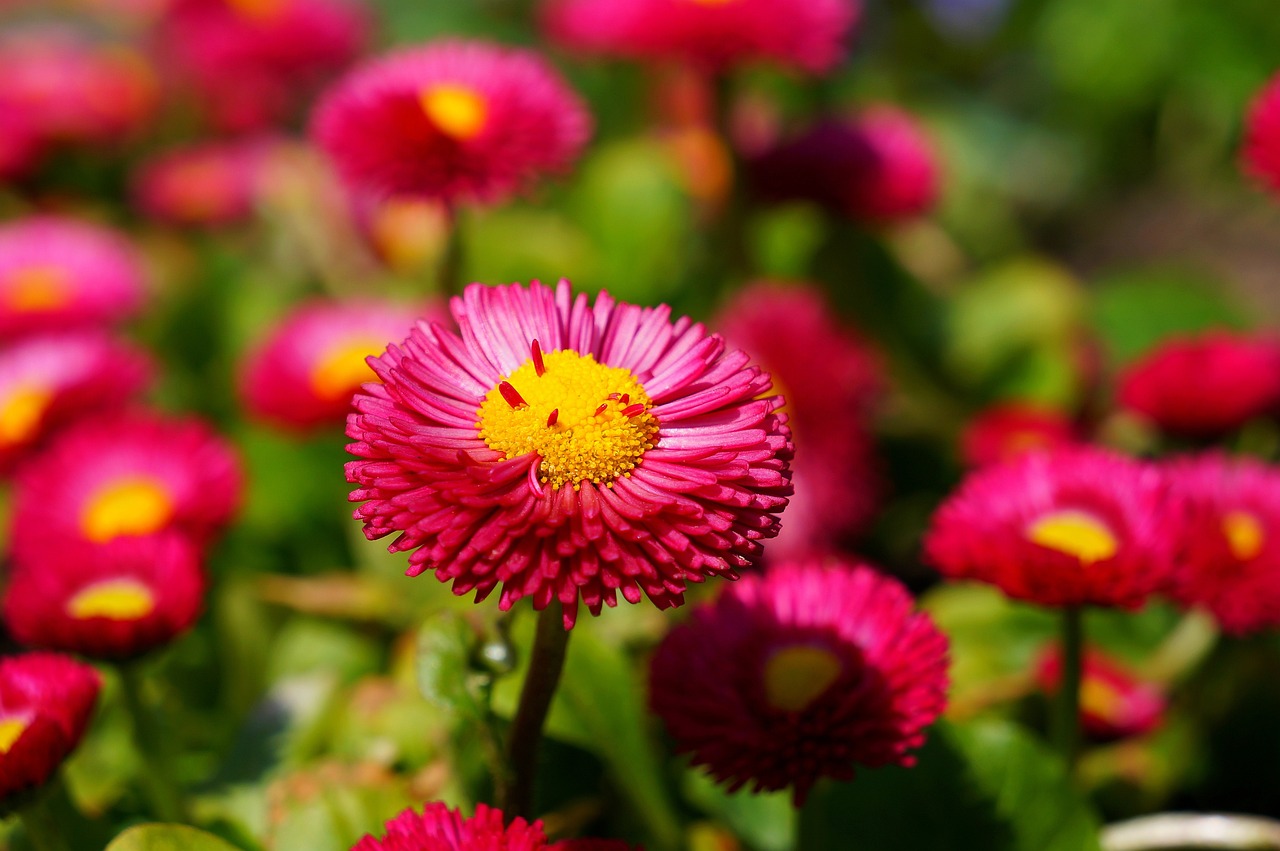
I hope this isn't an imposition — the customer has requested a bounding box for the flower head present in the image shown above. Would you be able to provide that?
[346,280,792,627]
[542,0,860,75]
[1164,452,1280,635]
[650,559,948,803]
[354,802,633,851]
[9,410,241,569]
[960,402,1079,468]
[1035,645,1165,742]
[1244,72,1280,198]
[0,653,101,806]
[750,106,940,223]
[0,217,147,338]
[132,137,274,227]
[3,534,205,661]
[0,332,153,474]
[312,40,592,205]
[241,298,444,431]
[0,114,41,180]
[923,447,1172,609]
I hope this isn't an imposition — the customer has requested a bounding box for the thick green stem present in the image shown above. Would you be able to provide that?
[18,777,73,851]
[499,608,572,821]
[438,204,465,298]
[118,664,187,822]
[1054,607,1084,776]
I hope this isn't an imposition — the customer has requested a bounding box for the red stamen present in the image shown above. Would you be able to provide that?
[607,393,620,400]
[499,382,527,409]
[622,403,645,417]
[547,409,559,427]
[531,340,546,377]
[593,403,608,417]
[619,393,630,406]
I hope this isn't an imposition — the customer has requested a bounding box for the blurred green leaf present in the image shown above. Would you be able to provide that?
[1092,267,1246,364]
[105,824,243,851]
[683,769,796,851]
[416,614,490,726]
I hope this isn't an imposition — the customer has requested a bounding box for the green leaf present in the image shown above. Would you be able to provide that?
[106,824,244,851]
[684,769,796,851]
[1092,268,1246,364]
[415,613,491,726]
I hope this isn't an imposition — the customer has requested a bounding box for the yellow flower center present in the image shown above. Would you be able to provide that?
[477,344,659,491]
[1223,510,1265,561]
[419,84,489,141]
[66,578,157,621]
[81,477,175,543]
[0,716,29,755]
[763,645,844,713]
[1079,676,1125,720]
[1026,510,1119,564]
[0,385,52,447]
[5,265,70,313]
[225,0,289,21]
[309,338,386,402]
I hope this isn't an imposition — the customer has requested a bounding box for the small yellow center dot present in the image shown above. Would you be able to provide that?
[310,338,386,402]
[67,578,157,621]
[6,265,70,313]
[0,385,52,447]
[1223,510,1265,561]
[225,0,289,21]
[81,477,175,543]
[477,346,659,491]
[420,84,489,141]
[763,645,844,713]
[1026,510,1119,564]
[1079,676,1125,720]
[0,716,29,755]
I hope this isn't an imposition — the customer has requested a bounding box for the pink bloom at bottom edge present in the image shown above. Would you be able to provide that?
[649,558,949,804]
[352,802,635,851]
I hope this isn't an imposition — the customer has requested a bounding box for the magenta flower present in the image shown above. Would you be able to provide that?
[346,280,793,627]
[1035,644,1165,742]
[132,137,276,228]
[959,402,1079,468]
[1244,71,1280,198]
[353,803,634,851]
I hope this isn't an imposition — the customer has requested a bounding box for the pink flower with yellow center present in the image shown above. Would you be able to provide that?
[132,137,274,227]
[0,653,101,805]
[1035,645,1165,742]
[346,280,793,627]
[959,402,1079,468]
[353,802,634,851]
[0,332,154,474]
[0,217,147,339]
[542,0,860,74]
[1164,452,1280,635]
[923,447,1172,609]
[312,40,592,205]
[241,298,445,431]
[1244,71,1280,199]
[8,411,241,570]
[650,559,948,803]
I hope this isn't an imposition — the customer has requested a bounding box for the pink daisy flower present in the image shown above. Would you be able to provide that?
[1035,644,1165,742]
[0,653,101,805]
[158,0,372,133]
[1244,71,1280,198]
[1117,331,1280,439]
[0,332,154,474]
[0,113,42,180]
[346,280,793,627]
[0,216,148,338]
[542,0,860,75]
[1164,453,1280,635]
[8,410,242,570]
[715,282,882,557]
[923,447,1172,609]
[959,402,1079,468]
[353,802,634,851]
[749,106,941,224]
[131,137,274,228]
[649,559,948,803]
[3,534,205,661]
[241,298,445,431]
[312,40,592,205]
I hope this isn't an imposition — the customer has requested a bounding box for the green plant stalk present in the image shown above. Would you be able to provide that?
[439,204,466,298]
[118,663,187,823]
[1054,607,1084,776]
[18,776,74,851]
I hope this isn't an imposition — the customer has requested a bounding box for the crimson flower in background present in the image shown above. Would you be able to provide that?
[0,114,41,180]
[312,40,592,205]
[0,217,148,338]
[0,653,101,806]
[750,106,941,224]
[923,448,1172,609]
[0,333,153,474]
[353,803,634,851]
[1244,71,1280,197]
[131,138,277,228]
[1117,331,1280,439]
[715,281,882,557]
[346,280,793,627]
[1164,452,1280,635]
[241,298,445,431]
[542,0,859,75]
[1035,645,1165,741]
[959,402,1079,468]
[3,534,205,661]
[650,559,949,804]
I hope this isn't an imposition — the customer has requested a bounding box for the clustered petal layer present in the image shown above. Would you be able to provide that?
[649,559,949,803]
[346,280,793,627]
[353,802,634,851]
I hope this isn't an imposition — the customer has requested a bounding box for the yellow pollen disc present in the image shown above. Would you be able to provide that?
[67,578,157,621]
[1080,677,1124,720]
[5,265,70,313]
[310,338,385,402]
[225,0,289,21]
[0,385,52,447]
[1223,510,1265,561]
[477,349,659,491]
[419,84,489,141]
[0,717,29,755]
[763,645,844,713]
[81,477,175,544]
[1026,510,1119,564]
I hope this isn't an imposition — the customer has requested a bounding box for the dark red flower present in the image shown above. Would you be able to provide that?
[1035,645,1165,741]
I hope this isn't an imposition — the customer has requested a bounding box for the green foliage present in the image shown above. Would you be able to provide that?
[105,824,243,851]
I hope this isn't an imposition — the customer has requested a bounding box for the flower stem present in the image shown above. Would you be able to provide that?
[118,663,187,822]
[439,203,465,298]
[1054,606,1084,775]
[500,607,572,821]
[18,776,73,851]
